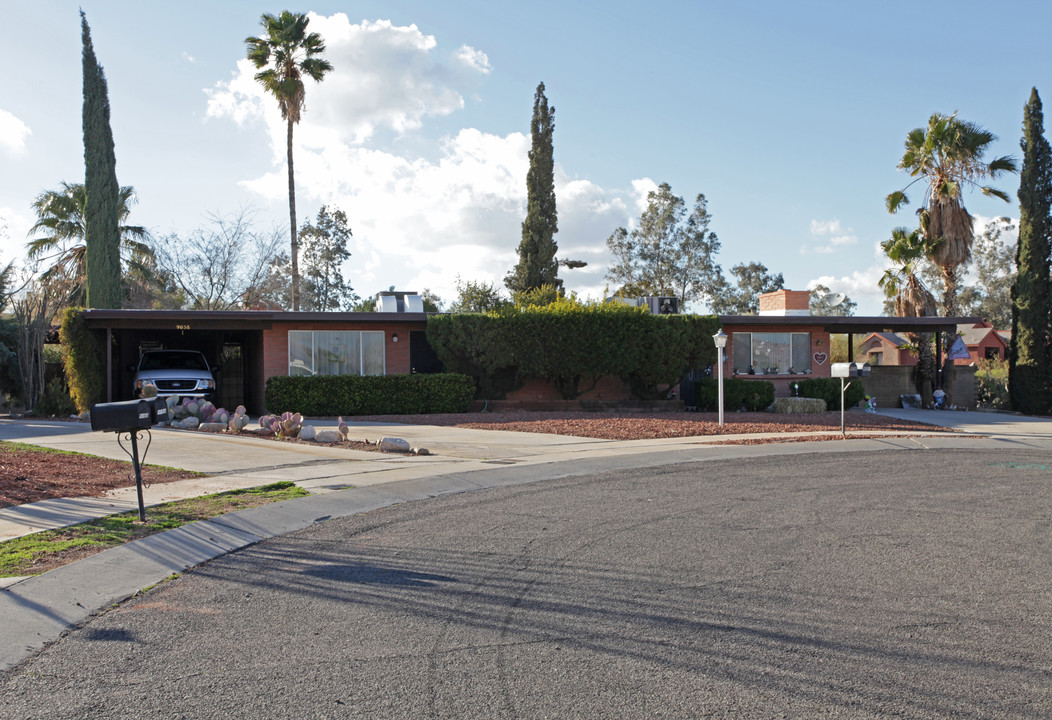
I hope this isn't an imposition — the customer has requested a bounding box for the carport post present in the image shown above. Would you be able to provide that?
[106,328,112,402]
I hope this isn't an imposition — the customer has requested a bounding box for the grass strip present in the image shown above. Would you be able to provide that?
[0,481,309,578]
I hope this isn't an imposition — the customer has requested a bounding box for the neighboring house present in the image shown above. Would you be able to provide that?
[955,321,1009,364]
[856,332,918,367]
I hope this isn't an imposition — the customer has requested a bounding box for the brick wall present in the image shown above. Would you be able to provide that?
[262,321,426,380]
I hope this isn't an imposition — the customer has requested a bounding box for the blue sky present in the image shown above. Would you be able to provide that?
[0,1,1045,314]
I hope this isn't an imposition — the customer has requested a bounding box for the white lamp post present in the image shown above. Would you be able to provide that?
[713,329,727,427]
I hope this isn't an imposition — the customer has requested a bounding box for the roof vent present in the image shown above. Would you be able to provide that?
[376,291,424,313]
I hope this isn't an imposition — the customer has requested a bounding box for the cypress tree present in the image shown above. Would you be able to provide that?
[81,11,122,309]
[506,82,560,295]
[1009,88,1052,414]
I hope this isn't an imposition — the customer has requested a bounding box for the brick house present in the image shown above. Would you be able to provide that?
[81,288,982,412]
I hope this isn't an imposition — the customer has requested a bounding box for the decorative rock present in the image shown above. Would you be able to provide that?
[199,422,228,433]
[173,417,200,430]
[80,412,91,423]
[412,447,430,456]
[314,430,343,443]
[299,425,318,441]
[378,437,411,453]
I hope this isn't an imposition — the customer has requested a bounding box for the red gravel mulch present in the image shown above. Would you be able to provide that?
[348,410,954,441]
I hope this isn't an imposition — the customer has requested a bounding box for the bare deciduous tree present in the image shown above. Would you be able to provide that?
[151,211,285,310]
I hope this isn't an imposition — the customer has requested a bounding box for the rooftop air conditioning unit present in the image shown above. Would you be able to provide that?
[376,291,424,313]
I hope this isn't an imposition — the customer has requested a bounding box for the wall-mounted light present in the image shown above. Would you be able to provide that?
[392,333,399,343]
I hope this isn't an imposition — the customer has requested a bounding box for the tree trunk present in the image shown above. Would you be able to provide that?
[913,332,935,408]
[940,267,958,406]
[287,118,299,311]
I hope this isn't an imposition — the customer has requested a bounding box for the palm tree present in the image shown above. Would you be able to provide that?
[26,182,150,305]
[880,227,938,406]
[886,112,1017,404]
[245,11,333,311]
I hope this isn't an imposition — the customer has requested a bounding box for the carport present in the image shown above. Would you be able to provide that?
[81,308,433,414]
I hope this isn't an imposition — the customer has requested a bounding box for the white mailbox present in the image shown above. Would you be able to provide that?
[831,362,871,378]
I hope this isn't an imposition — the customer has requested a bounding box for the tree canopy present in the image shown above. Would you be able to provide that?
[708,262,783,314]
[605,183,722,310]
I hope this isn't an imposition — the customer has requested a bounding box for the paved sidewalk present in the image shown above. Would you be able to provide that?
[2,409,1050,672]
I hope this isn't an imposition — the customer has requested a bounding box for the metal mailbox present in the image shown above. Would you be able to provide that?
[90,399,154,433]
[831,362,871,378]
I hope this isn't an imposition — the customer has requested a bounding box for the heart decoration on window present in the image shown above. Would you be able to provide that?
[813,352,828,365]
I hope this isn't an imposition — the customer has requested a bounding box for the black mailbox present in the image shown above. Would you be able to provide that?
[148,397,171,424]
[90,399,154,433]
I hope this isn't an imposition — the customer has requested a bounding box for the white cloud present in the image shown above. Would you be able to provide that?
[453,45,491,74]
[207,14,488,147]
[0,109,30,154]
[803,217,859,255]
[182,51,196,64]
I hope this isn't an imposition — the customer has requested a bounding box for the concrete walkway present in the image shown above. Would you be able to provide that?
[1,408,1050,671]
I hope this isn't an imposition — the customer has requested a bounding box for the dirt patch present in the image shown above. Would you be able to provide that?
[0,445,201,508]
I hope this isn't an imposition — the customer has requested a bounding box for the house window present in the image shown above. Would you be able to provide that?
[732,332,812,375]
[984,347,999,360]
[288,331,386,376]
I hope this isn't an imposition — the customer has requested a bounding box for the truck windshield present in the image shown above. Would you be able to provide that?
[139,352,209,372]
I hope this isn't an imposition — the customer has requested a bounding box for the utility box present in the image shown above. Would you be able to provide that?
[831,362,871,378]
[90,399,155,433]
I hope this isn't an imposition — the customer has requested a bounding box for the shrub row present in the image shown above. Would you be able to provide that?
[792,377,866,410]
[426,302,721,400]
[265,373,475,416]
[694,378,776,412]
[693,376,867,413]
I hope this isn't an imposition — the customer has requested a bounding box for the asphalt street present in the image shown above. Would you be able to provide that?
[3,447,1049,719]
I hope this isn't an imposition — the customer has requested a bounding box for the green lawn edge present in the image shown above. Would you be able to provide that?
[0,481,310,577]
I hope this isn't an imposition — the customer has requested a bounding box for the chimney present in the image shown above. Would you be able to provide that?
[758,289,810,316]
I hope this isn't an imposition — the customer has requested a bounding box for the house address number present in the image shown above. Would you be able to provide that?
[176,324,190,330]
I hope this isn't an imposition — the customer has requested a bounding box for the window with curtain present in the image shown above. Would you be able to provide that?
[731,332,811,375]
[287,331,386,376]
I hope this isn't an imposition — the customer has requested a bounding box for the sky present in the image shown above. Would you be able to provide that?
[0,0,1048,315]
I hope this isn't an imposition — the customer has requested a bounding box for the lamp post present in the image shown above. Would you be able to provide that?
[713,329,727,427]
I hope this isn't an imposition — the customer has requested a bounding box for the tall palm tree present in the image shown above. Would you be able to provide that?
[880,227,938,406]
[245,11,333,311]
[886,112,1017,404]
[26,181,150,305]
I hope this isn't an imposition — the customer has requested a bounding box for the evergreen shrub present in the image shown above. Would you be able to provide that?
[427,304,720,400]
[796,377,865,410]
[59,308,105,413]
[265,373,475,416]
[694,378,775,411]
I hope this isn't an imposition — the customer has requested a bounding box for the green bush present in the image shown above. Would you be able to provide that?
[795,377,865,410]
[59,308,104,414]
[694,378,775,411]
[975,359,1009,409]
[34,377,78,418]
[265,373,475,416]
[427,304,720,401]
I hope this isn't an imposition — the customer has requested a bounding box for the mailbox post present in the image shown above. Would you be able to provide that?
[90,399,169,521]
[830,362,871,437]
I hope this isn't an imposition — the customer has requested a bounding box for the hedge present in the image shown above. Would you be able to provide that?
[794,377,866,410]
[427,303,720,400]
[59,308,105,414]
[265,373,475,416]
[694,378,775,412]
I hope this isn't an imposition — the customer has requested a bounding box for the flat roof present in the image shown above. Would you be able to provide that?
[718,315,979,334]
[81,309,431,330]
